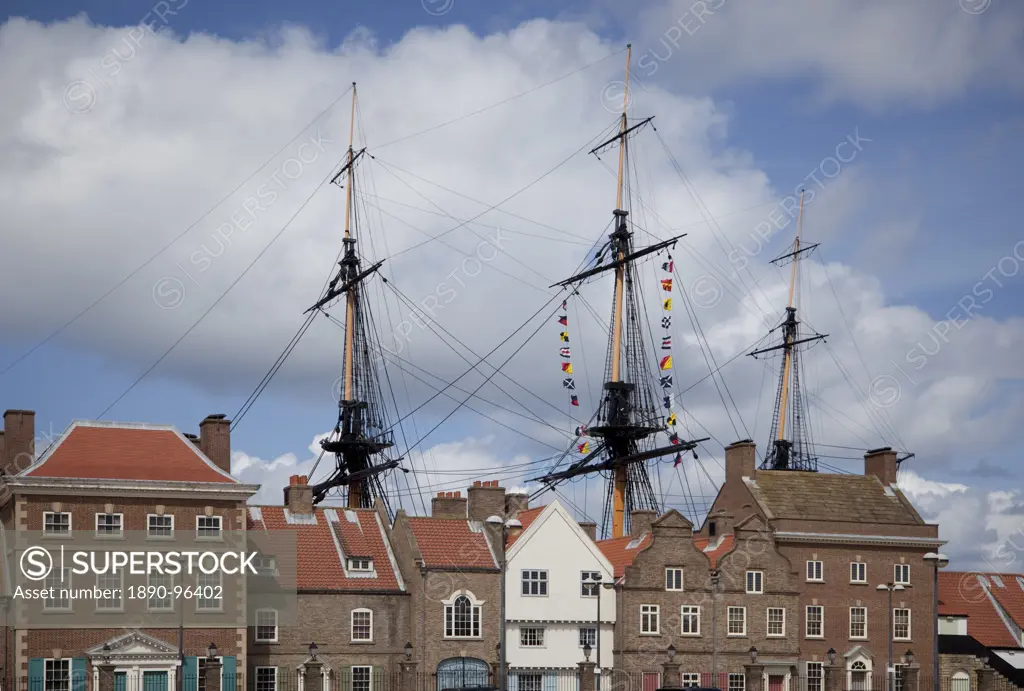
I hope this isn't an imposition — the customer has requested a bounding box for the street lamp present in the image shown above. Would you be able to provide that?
[924,552,949,690]
[749,647,757,664]
[583,643,592,662]
[905,650,914,665]
[101,644,111,666]
[877,583,906,691]
[827,648,836,667]
[405,642,413,661]
[207,643,217,660]
[308,642,318,660]
[486,515,521,691]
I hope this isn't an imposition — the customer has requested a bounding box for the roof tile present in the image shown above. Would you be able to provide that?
[747,471,922,525]
[408,517,497,569]
[940,571,1019,648]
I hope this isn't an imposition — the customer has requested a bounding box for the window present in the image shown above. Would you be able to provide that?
[708,521,717,537]
[727,606,746,636]
[893,665,906,691]
[198,659,208,691]
[351,608,373,641]
[806,663,823,691]
[255,609,278,642]
[894,608,911,640]
[43,512,70,536]
[445,594,481,638]
[850,562,866,583]
[518,675,542,691]
[805,605,824,638]
[352,667,371,691]
[95,513,123,537]
[681,674,700,688]
[579,627,596,648]
[43,569,70,611]
[96,571,122,611]
[520,627,545,647]
[746,570,763,594]
[665,567,683,591]
[148,573,174,611]
[806,560,823,581]
[196,571,222,611]
[767,607,785,637]
[255,668,277,691]
[850,607,867,639]
[45,660,70,691]
[640,604,660,634]
[680,605,700,635]
[521,570,548,596]
[348,558,373,572]
[196,515,222,539]
[148,514,174,538]
[728,674,746,691]
[951,670,970,691]
[894,564,910,585]
[581,571,601,597]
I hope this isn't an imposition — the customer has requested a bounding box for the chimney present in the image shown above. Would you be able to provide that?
[578,521,598,541]
[183,433,200,448]
[630,509,657,537]
[432,491,468,519]
[3,410,35,475]
[199,414,231,475]
[284,474,313,515]
[505,491,529,516]
[865,447,898,486]
[725,439,757,485]
[468,479,506,522]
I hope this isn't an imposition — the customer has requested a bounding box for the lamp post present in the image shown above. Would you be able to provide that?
[486,515,521,691]
[924,552,949,691]
[877,583,906,691]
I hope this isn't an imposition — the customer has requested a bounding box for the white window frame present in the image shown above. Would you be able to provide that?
[348,558,373,572]
[147,514,174,539]
[351,666,372,691]
[681,674,700,688]
[728,674,746,691]
[94,512,124,538]
[805,605,824,639]
[255,667,277,691]
[581,571,601,597]
[196,570,223,612]
[894,608,911,640]
[255,608,279,642]
[196,515,223,540]
[521,569,548,596]
[519,626,545,647]
[850,606,867,639]
[894,563,911,585]
[43,511,71,536]
[351,607,373,642]
[806,560,823,582]
[806,663,823,691]
[147,572,174,612]
[767,607,785,637]
[850,562,867,583]
[95,569,123,611]
[727,606,746,636]
[444,592,482,639]
[680,605,700,636]
[640,604,660,635]
[44,659,71,691]
[665,567,684,591]
[578,626,596,648]
[746,570,764,594]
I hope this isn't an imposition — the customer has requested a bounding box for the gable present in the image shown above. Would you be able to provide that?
[506,500,613,575]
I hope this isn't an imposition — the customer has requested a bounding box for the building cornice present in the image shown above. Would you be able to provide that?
[1,476,260,501]
[773,531,945,548]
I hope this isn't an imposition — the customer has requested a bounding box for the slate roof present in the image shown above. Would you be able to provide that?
[940,571,1021,649]
[745,470,923,525]
[22,421,237,483]
[407,517,499,569]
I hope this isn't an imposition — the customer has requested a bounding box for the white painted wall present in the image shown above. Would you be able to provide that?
[938,616,967,635]
[505,501,615,670]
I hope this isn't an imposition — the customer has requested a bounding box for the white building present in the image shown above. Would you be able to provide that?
[504,499,615,680]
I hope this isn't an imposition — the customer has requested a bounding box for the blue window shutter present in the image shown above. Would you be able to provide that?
[72,658,87,691]
[543,673,556,691]
[183,656,198,691]
[222,657,237,691]
[29,658,44,691]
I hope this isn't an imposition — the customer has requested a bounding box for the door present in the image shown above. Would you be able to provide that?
[641,673,660,691]
[143,671,168,691]
[768,675,784,691]
[851,672,868,691]
[436,657,490,691]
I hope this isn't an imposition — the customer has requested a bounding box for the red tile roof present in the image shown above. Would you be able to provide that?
[248,506,403,591]
[507,506,546,546]
[24,422,236,483]
[407,517,498,569]
[694,534,735,567]
[940,572,1020,648]
[986,574,1024,626]
[596,533,650,578]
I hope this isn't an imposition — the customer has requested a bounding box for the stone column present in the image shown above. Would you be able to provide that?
[744,665,764,691]
[902,664,919,691]
[401,661,419,691]
[824,664,842,691]
[206,658,223,691]
[976,667,993,691]
[96,665,117,691]
[305,660,325,691]
[578,661,596,691]
[660,662,680,689]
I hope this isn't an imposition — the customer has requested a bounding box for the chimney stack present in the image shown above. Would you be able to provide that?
[630,509,657,537]
[725,439,757,485]
[865,447,898,486]
[284,474,313,515]
[432,491,468,519]
[199,414,231,475]
[505,491,529,516]
[578,521,598,541]
[467,479,506,522]
[2,410,35,475]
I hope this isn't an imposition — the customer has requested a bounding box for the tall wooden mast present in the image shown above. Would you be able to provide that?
[774,189,803,445]
[341,85,360,507]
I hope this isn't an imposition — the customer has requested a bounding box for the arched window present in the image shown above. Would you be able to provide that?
[444,592,481,638]
[951,670,970,691]
[851,662,867,670]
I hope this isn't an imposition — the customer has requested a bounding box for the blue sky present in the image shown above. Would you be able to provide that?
[1,0,1023,564]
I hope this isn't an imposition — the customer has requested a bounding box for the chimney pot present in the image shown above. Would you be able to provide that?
[283,474,313,515]
[473,481,481,487]
[432,490,468,518]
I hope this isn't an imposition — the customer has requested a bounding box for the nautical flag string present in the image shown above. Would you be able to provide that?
[660,253,679,441]
[557,299,584,438]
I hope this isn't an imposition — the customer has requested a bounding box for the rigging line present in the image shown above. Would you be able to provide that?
[374,125,613,261]
[826,343,904,447]
[95,159,339,420]
[752,345,770,448]
[381,280,585,432]
[552,488,600,526]
[372,47,626,151]
[0,83,355,380]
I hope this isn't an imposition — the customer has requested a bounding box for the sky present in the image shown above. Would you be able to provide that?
[1,0,1023,571]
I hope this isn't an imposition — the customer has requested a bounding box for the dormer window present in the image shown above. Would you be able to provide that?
[709,521,717,537]
[349,558,373,572]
